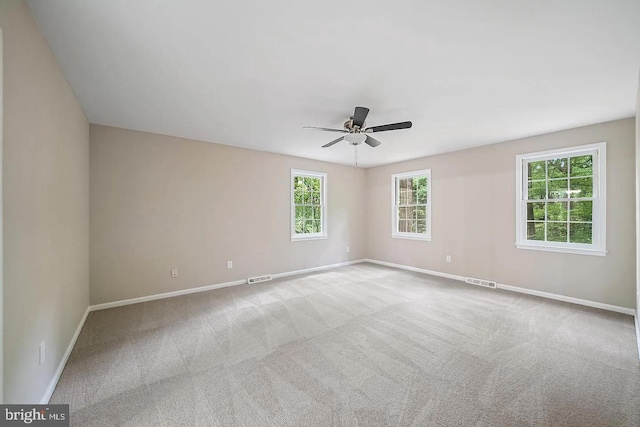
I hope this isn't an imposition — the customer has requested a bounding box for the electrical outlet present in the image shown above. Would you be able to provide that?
[227,261,233,269]
[446,255,452,263]
[171,269,178,278]
[346,246,350,253]
[39,341,46,365]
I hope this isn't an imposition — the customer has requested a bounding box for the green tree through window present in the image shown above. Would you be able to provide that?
[525,155,594,244]
[516,142,606,256]
[392,169,431,239]
[291,170,326,239]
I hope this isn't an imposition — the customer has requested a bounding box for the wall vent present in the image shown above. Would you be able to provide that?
[248,275,272,285]
[465,277,497,289]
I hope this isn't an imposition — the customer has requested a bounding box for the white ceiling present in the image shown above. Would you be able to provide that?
[28,0,640,167]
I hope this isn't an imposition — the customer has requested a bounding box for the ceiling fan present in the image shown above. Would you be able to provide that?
[303,106,412,148]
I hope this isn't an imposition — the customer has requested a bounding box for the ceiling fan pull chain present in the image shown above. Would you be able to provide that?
[355,145,358,168]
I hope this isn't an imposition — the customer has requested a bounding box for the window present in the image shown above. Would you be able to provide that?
[291,169,327,240]
[515,142,606,256]
[391,169,431,240]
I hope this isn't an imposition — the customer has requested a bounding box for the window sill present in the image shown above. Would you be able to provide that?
[515,243,607,257]
[291,234,328,241]
[391,233,431,241]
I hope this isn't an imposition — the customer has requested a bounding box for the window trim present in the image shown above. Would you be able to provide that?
[291,169,327,241]
[391,169,432,241]
[514,142,606,256]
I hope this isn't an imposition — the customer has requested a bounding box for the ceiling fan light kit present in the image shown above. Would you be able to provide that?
[303,106,412,149]
[344,133,367,145]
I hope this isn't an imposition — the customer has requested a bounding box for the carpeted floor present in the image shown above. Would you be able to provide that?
[51,263,640,426]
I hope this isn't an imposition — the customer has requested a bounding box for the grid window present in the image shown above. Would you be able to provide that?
[392,170,431,240]
[516,143,606,256]
[291,170,327,240]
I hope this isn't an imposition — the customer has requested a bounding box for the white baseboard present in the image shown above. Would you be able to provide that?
[40,306,90,404]
[272,259,366,279]
[364,258,636,316]
[90,279,248,311]
[90,259,367,312]
[496,283,635,316]
[364,259,465,282]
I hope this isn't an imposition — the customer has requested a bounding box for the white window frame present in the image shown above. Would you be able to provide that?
[391,169,432,241]
[515,142,606,256]
[291,169,327,241]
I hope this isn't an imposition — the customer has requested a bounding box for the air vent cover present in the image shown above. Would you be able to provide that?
[248,275,272,285]
[465,277,496,288]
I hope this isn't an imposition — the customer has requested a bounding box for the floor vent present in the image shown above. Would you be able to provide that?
[248,275,272,285]
[465,277,497,289]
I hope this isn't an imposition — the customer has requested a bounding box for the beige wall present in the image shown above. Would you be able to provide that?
[90,125,366,304]
[366,118,636,309]
[1,0,90,403]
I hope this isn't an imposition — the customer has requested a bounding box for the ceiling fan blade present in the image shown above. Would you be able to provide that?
[365,135,382,147]
[365,121,412,133]
[352,106,370,128]
[303,126,348,133]
[322,136,344,148]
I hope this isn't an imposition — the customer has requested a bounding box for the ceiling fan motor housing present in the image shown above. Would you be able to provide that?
[344,118,365,132]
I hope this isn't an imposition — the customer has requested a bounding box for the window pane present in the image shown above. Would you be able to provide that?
[305,220,314,233]
[417,206,427,220]
[313,207,321,220]
[548,222,568,242]
[527,202,545,221]
[569,177,593,198]
[311,192,320,205]
[547,202,567,221]
[548,179,568,199]
[304,177,320,192]
[399,207,408,220]
[570,155,593,177]
[399,220,408,232]
[295,218,304,233]
[416,191,427,204]
[547,158,568,178]
[398,190,409,205]
[569,201,592,222]
[295,206,304,220]
[415,176,426,188]
[313,220,321,233]
[406,206,416,220]
[527,222,545,240]
[294,189,303,204]
[303,206,313,219]
[399,178,411,191]
[415,177,428,203]
[416,220,426,233]
[528,181,546,200]
[405,188,416,204]
[570,223,592,244]
[406,220,416,233]
[527,161,546,180]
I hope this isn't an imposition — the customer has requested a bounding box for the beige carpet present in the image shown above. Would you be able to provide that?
[51,263,640,426]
